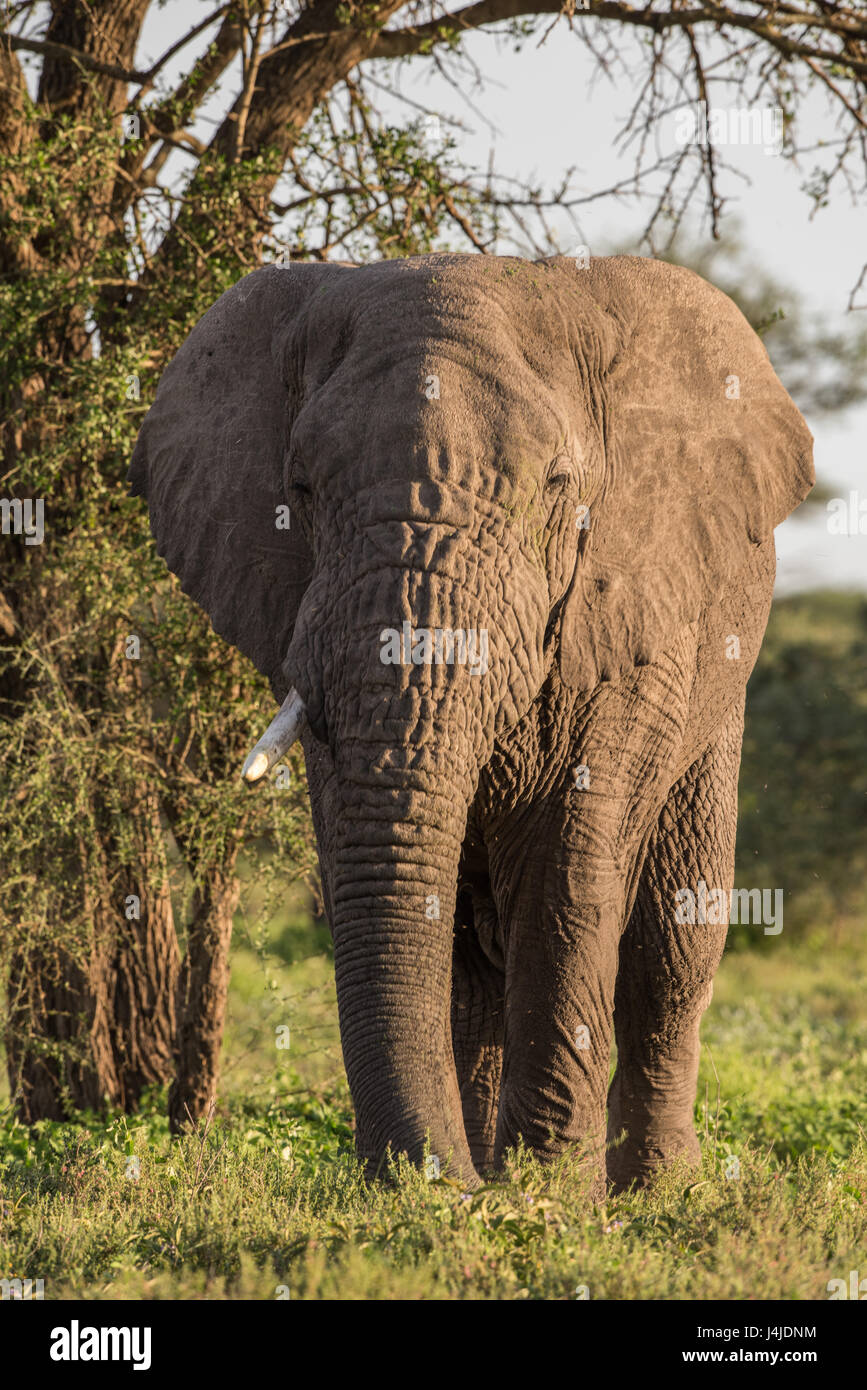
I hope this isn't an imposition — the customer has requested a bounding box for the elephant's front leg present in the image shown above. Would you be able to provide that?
[487,643,696,1190]
[607,700,744,1191]
[491,812,635,1195]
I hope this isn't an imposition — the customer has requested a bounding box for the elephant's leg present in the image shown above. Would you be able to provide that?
[451,903,504,1174]
[606,698,744,1192]
[486,641,698,1192]
[491,830,638,1197]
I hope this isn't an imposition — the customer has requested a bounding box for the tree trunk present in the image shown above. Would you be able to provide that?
[5,799,180,1121]
[6,946,109,1121]
[168,868,240,1134]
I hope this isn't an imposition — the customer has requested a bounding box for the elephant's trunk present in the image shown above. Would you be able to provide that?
[330,726,481,1185]
[283,511,549,1183]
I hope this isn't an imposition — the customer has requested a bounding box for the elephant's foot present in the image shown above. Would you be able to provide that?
[494,1108,608,1202]
[606,1064,703,1192]
[606,1121,701,1193]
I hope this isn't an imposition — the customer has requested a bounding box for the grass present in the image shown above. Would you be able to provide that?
[2,590,865,1300]
[1,913,865,1300]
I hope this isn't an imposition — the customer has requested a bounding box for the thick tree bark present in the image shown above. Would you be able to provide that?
[36,0,151,118]
[109,798,182,1108]
[6,947,109,1121]
[5,797,180,1121]
[168,868,240,1134]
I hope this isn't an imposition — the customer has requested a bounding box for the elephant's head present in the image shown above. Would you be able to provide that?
[129,255,812,1181]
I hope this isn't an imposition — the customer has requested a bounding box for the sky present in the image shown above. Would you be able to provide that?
[31,3,867,595]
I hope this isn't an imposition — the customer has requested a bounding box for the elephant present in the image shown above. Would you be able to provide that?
[129,253,813,1193]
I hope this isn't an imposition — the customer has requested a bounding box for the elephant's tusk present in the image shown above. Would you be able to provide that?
[241,687,306,783]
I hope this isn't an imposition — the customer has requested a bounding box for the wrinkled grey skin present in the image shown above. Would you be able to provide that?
[130,255,813,1192]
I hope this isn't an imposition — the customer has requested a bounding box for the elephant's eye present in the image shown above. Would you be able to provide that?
[285,444,312,499]
[287,464,312,498]
[545,455,575,491]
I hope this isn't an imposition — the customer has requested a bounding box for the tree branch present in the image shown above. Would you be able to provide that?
[371,2,867,80]
[10,32,149,83]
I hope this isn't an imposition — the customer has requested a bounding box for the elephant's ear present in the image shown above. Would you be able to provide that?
[128,263,346,698]
[557,256,814,690]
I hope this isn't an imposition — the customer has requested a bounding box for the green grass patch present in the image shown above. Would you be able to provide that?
[2,929,865,1300]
